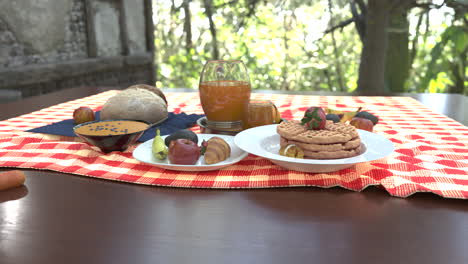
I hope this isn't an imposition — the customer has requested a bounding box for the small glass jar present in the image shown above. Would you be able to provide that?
[243,100,279,129]
[199,60,251,131]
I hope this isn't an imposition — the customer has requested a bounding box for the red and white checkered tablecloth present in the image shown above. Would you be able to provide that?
[0,90,467,198]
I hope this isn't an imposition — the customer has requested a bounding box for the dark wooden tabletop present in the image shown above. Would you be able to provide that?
[1,87,467,264]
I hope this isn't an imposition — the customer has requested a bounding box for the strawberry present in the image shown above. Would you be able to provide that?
[301,107,326,130]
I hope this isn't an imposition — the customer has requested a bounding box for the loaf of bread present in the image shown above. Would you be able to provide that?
[126,84,168,105]
[100,84,168,124]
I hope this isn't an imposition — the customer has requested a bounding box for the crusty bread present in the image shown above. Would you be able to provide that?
[100,87,168,124]
[126,84,168,105]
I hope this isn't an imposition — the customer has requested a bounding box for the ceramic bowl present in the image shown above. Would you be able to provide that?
[73,119,150,153]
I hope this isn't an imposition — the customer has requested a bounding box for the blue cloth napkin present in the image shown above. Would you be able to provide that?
[27,111,205,142]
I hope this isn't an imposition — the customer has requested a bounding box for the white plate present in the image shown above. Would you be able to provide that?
[234,124,394,173]
[133,134,248,171]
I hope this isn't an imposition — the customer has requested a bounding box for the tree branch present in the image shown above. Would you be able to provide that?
[324,18,355,35]
[203,0,219,59]
[238,0,261,29]
[182,0,193,54]
[350,0,366,42]
[354,0,367,14]
[328,0,345,92]
[409,11,426,69]
[412,0,447,9]
[214,0,239,9]
[171,0,184,13]
[300,33,316,58]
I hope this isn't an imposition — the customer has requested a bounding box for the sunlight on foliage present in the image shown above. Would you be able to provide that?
[429,72,454,93]
[153,0,467,93]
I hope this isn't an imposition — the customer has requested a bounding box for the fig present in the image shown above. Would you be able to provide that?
[301,107,326,130]
[73,106,95,124]
[355,111,379,125]
[168,139,201,165]
[325,108,345,119]
[326,114,341,123]
[164,129,198,147]
[350,117,374,132]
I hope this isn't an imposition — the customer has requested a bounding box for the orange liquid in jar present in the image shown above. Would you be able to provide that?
[244,100,275,129]
[199,80,251,121]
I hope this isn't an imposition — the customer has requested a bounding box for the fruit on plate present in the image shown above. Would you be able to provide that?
[204,137,231,165]
[301,107,326,130]
[273,103,282,124]
[152,129,168,160]
[355,111,379,125]
[324,107,345,119]
[164,129,198,147]
[200,140,209,155]
[168,139,200,165]
[325,107,362,123]
[279,144,304,159]
[326,114,341,123]
[340,107,362,123]
[350,117,374,132]
[73,106,95,124]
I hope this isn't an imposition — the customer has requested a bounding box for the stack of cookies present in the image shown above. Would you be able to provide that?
[277,120,362,159]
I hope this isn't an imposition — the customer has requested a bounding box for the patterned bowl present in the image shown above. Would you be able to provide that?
[73,119,150,153]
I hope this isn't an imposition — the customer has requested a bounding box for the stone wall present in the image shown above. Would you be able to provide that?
[0,0,154,102]
[0,0,87,68]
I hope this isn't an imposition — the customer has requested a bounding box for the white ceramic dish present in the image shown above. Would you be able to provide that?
[234,124,394,173]
[133,134,248,171]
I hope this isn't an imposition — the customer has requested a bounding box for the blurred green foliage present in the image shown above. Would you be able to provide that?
[153,0,467,94]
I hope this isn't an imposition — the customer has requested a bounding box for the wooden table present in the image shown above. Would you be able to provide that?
[1,87,467,264]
